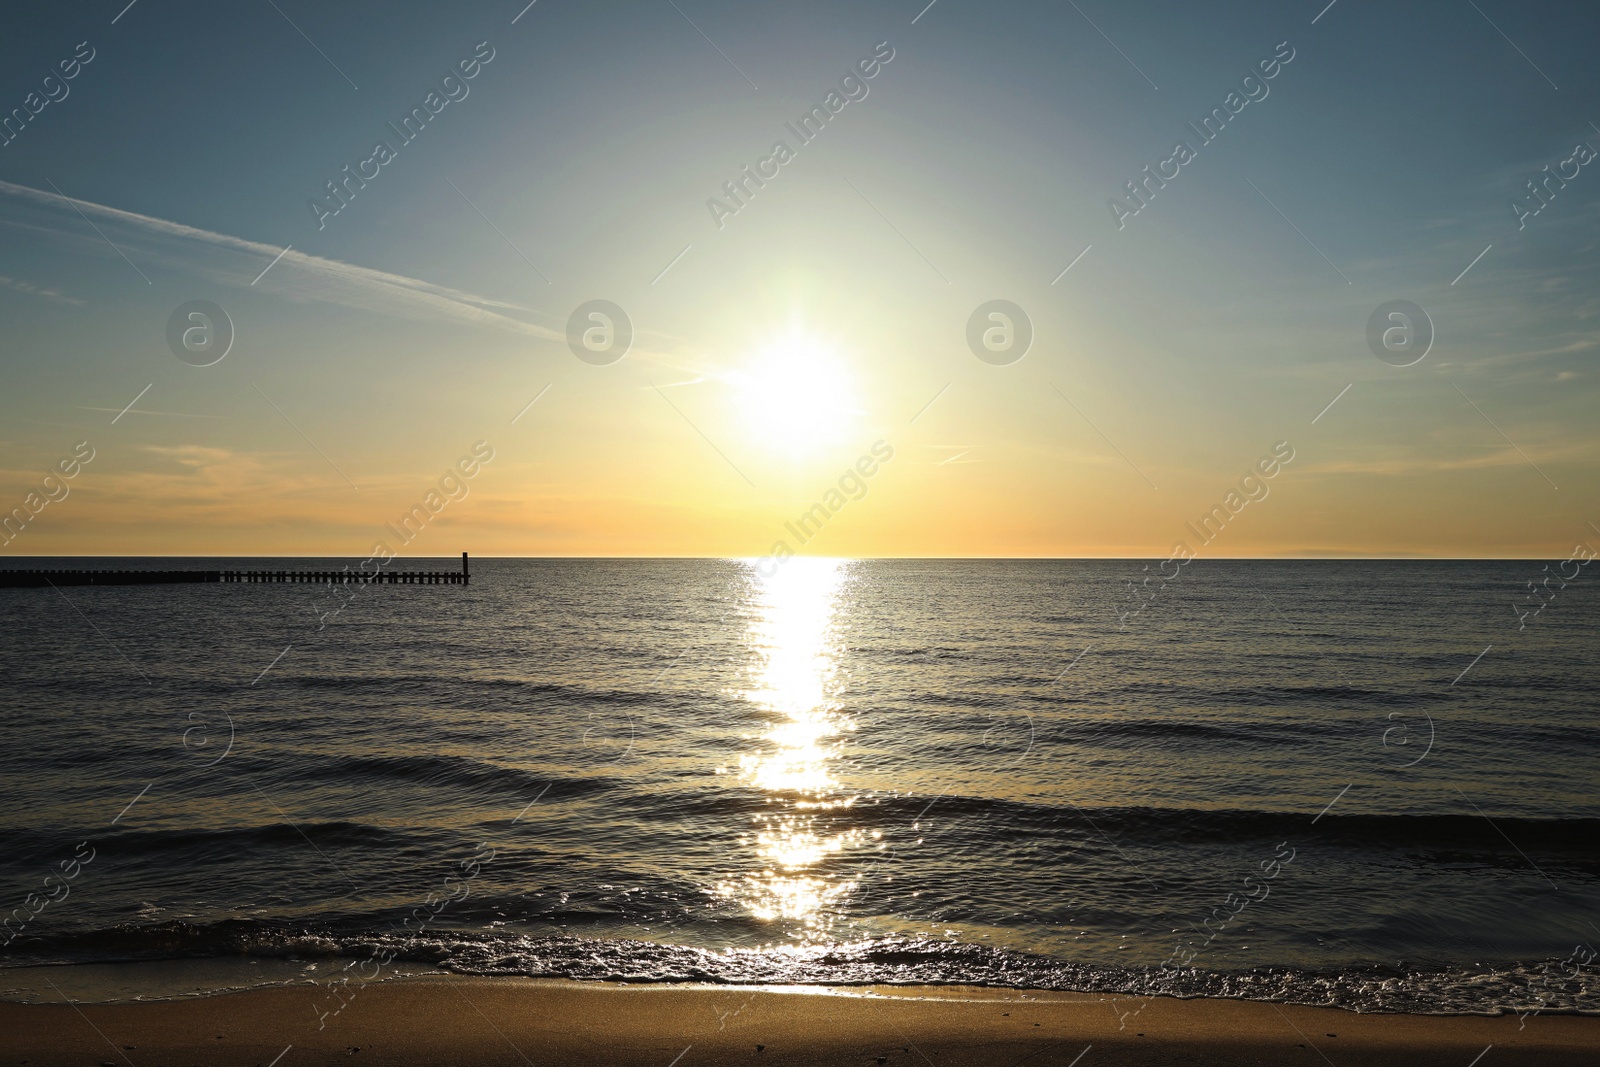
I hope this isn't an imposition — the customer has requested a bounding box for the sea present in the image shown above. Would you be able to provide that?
[1,557,1596,1017]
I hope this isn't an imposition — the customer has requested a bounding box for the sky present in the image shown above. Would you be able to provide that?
[1,0,1598,558]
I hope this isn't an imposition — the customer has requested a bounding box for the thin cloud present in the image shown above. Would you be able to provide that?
[0,273,83,305]
[0,179,561,340]
[73,406,229,420]
[1302,437,1596,478]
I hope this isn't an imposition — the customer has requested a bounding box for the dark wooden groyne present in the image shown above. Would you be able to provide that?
[0,553,471,588]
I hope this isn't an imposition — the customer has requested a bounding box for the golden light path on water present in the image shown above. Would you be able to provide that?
[716,558,874,939]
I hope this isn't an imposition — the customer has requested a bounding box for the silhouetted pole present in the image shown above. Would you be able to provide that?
[462,551,470,584]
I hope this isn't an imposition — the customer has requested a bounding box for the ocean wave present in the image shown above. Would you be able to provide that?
[4,924,1597,1016]
[5,800,1591,881]
[855,799,1600,853]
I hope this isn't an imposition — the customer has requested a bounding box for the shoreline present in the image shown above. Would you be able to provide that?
[3,976,1597,1066]
[7,958,1596,1017]
[6,966,1599,1017]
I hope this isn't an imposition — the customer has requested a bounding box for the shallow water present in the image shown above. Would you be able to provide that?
[1,558,1596,1013]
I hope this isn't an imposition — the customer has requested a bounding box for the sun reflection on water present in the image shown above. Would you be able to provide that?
[716,558,866,936]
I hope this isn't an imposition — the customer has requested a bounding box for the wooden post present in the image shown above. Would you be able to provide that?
[462,551,469,584]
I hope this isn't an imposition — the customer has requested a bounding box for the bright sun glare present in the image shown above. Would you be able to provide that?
[731,329,857,458]
[714,558,870,936]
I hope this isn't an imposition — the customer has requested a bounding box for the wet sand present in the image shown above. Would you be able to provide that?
[3,978,1596,1066]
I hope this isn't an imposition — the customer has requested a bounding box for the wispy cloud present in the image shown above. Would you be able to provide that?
[0,180,560,339]
[1302,433,1597,478]
[0,273,83,305]
[72,406,228,420]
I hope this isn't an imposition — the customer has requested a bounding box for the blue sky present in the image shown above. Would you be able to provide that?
[2,0,1598,556]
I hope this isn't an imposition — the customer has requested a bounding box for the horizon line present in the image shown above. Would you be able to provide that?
[0,553,1575,562]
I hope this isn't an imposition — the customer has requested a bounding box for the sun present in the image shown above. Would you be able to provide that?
[730,328,858,458]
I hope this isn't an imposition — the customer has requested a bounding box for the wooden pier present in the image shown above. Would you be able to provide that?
[0,553,471,588]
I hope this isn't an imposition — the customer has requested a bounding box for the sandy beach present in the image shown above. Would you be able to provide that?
[3,979,1597,1067]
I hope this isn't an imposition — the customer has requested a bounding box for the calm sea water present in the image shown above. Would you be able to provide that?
[1,558,1596,1015]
